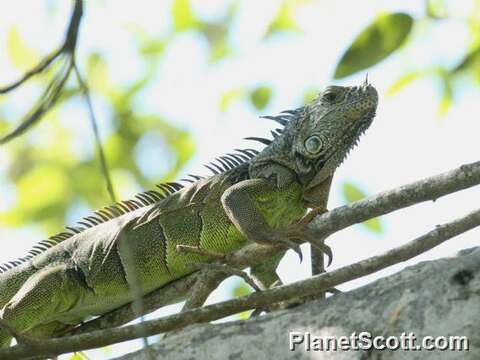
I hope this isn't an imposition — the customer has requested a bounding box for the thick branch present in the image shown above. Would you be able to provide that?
[2,205,480,359]
[72,160,480,334]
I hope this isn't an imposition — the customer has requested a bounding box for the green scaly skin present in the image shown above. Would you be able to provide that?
[0,82,378,347]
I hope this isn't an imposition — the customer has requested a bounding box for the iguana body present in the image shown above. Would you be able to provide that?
[0,83,377,347]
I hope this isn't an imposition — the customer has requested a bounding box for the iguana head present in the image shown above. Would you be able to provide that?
[249,80,378,207]
[295,81,378,204]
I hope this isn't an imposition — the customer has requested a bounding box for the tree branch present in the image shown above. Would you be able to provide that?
[309,161,480,240]
[2,205,480,359]
[0,0,83,94]
[70,160,480,334]
[0,0,83,146]
[73,63,117,202]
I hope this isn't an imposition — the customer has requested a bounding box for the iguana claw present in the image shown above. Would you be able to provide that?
[269,222,333,267]
[276,239,303,263]
[311,241,333,267]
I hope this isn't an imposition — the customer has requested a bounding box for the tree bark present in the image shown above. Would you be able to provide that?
[117,246,480,360]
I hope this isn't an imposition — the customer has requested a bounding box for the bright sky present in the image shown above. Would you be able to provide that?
[0,0,479,358]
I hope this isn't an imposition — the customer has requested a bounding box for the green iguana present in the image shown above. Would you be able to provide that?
[0,82,377,347]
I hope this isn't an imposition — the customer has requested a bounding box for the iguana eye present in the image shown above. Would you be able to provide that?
[304,135,323,154]
[322,87,343,103]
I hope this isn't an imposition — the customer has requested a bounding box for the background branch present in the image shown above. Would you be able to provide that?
[73,63,117,202]
[0,0,82,94]
[0,0,83,144]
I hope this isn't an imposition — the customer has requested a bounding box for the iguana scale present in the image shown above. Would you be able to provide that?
[0,82,378,347]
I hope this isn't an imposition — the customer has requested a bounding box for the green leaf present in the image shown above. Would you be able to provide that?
[172,0,199,32]
[233,281,253,298]
[363,218,383,234]
[303,88,320,104]
[7,26,39,71]
[386,70,421,96]
[220,88,244,112]
[140,40,167,57]
[232,281,253,320]
[334,13,414,79]
[2,164,71,232]
[209,40,231,63]
[266,2,301,38]
[69,352,90,360]
[250,86,272,111]
[86,53,110,94]
[237,310,253,320]
[437,72,453,117]
[342,182,383,234]
[343,182,365,203]
[426,0,448,19]
[200,3,236,62]
[452,47,480,74]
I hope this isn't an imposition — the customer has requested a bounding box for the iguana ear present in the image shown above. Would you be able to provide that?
[302,175,333,208]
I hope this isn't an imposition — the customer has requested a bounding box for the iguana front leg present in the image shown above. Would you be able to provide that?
[221,178,331,261]
[221,178,286,246]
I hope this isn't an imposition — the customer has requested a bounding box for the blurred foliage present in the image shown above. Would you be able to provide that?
[172,0,199,31]
[171,0,236,62]
[0,2,198,233]
[249,85,273,111]
[302,88,320,104]
[426,0,448,20]
[219,84,274,112]
[333,0,480,117]
[69,352,90,360]
[231,280,254,319]
[386,70,421,96]
[334,13,414,79]
[265,1,301,38]
[219,87,244,112]
[342,183,383,234]
[1,0,480,241]
[7,26,39,71]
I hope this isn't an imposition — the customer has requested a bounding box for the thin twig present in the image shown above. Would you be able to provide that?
[0,48,63,94]
[0,0,84,145]
[0,58,74,145]
[2,206,479,359]
[73,63,117,202]
[0,0,83,94]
